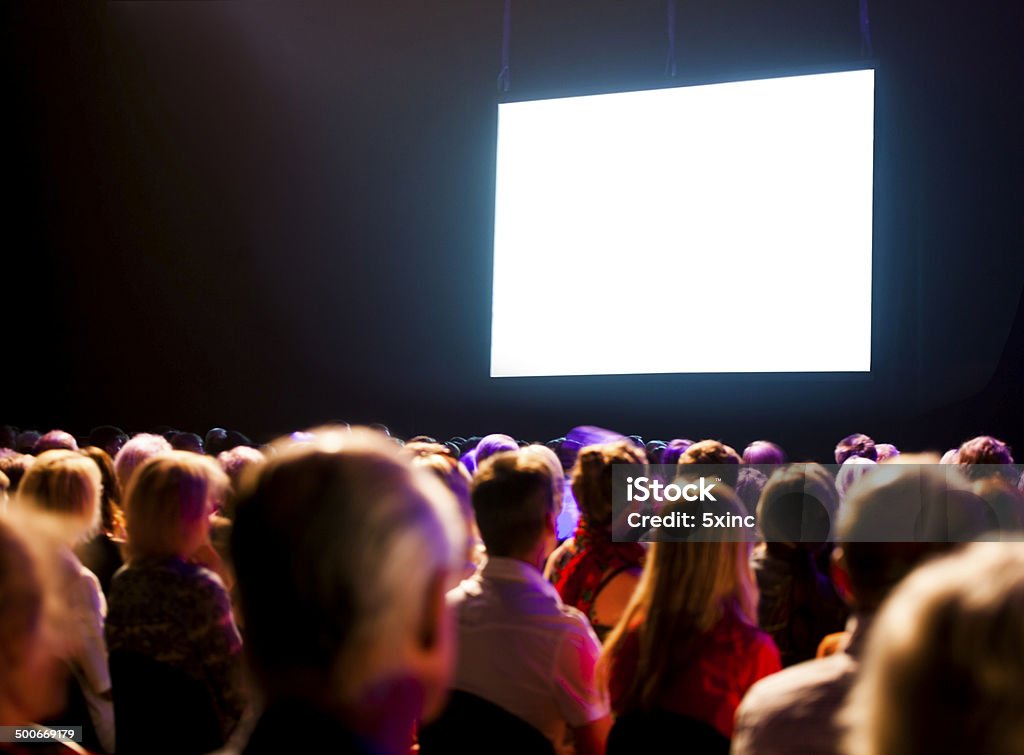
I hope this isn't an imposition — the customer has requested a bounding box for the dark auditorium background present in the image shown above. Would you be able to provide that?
[5,0,1022,458]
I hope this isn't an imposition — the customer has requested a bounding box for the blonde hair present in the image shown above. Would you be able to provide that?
[601,487,757,713]
[124,451,228,559]
[16,450,101,543]
[843,542,1024,755]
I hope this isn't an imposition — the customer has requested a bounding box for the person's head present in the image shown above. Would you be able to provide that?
[743,440,786,466]
[757,463,838,552]
[87,425,129,459]
[843,542,1024,755]
[0,515,67,724]
[15,431,40,455]
[659,438,694,466]
[834,433,877,465]
[834,464,997,613]
[230,427,464,724]
[0,452,34,494]
[471,450,558,565]
[602,487,757,712]
[406,442,478,572]
[168,431,204,455]
[124,451,228,560]
[957,435,1014,481]
[473,433,519,466]
[874,443,900,463]
[15,450,101,545]
[32,430,78,455]
[113,433,172,492]
[645,441,667,466]
[0,425,17,450]
[216,445,266,520]
[204,427,230,457]
[572,439,648,529]
[519,444,565,514]
[678,439,742,489]
[80,446,124,537]
[836,456,877,501]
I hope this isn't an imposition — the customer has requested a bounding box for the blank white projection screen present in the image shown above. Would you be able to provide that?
[490,69,874,377]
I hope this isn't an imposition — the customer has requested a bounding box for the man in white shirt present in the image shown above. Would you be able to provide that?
[448,449,611,755]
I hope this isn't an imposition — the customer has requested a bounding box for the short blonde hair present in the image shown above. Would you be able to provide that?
[16,450,101,543]
[843,542,1024,755]
[124,451,228,559]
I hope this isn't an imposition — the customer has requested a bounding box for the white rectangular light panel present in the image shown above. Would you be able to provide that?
[490,69,874,376]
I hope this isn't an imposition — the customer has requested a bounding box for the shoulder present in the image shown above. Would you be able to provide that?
[739,653,856,719]
[734,655,857,754]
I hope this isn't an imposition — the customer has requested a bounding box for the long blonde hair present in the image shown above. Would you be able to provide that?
[600,487,758,713]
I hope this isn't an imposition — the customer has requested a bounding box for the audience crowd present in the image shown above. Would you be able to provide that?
[1,422,1022,755]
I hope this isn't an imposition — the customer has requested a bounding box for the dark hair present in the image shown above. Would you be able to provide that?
[834,433,877,465]
[471,451,555,558]
[660,438,694,466]
[839,466,995,611]
[168,432,204,454]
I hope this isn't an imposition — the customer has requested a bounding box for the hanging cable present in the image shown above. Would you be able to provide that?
[859,0,874,57]
[665,0,678,77]
[498,0,512,92]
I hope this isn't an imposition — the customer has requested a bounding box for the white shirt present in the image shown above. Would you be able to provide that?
[447,557,609,751]
[63,549,115,754]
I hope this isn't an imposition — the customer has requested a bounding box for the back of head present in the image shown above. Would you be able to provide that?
[0,452,34,495]
[124,451,227,560]
[834,433,877,465]
[168,431,205,455]
[87,426,129,459]
[757,463,838,549]
[15,450,101,544]
[216,445,266,520]
[471,450,556,559]
[743,440,786,466]
[15,431,41,456]
[957,435,1015,482]
[33,430,78,455]
[474,433,519,466]
[572,439,647,528]
[660,438,694,466]
[230,427,464,713]
[114,433,172,492]
[844,542,1024,755]
[678,439,742,489]
[837,464,997,612]
[874,443,900,462]
[204,427,230,457]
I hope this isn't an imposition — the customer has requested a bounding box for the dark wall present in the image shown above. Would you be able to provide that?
[5,0,1023,459]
